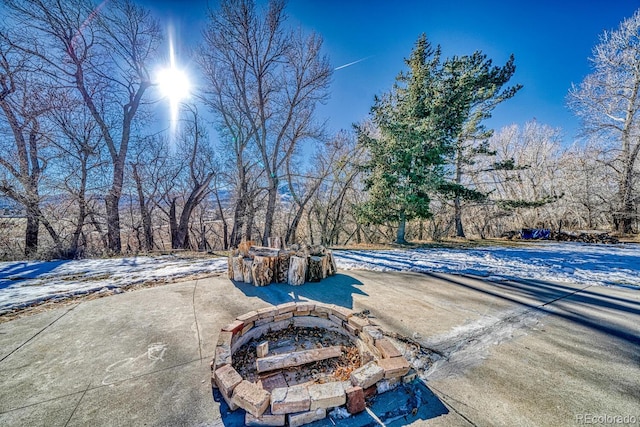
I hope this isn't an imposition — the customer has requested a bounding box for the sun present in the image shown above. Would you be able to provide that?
[156,35,191,130]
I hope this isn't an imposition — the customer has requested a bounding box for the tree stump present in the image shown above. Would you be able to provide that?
[321,255,331,279]
[288,256,307,286]
[307,256,323,282]
[267,237,283,250]
[242,258,253,284]
[252,255,277,286]
[238,241,255,257]
[227,253,235,280]
[276,251,292,283]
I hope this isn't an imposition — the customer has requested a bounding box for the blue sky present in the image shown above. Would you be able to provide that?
[144,0,640,144]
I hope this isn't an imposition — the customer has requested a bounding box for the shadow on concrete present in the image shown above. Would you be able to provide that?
[213,380,448,426]
[230,274,368,310]
[422,272,640,353]
[0,260,70,290]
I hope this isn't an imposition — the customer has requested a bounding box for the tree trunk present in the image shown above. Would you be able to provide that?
[396,211,407,244]
[132,163,154,251]
[24,210,39,257]
[454,196,465,238]
[262,182,278,246]
[242,258,253,284]
[105,191,122,254]
[252,255,277,286]
[307,256,323,282]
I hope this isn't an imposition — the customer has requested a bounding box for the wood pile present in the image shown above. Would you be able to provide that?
[228,241,337,286]
[551,231,619,244]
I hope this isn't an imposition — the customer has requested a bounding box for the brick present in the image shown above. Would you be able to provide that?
[213,346,232,370]
[350,362,384,389]
[331,306,353,321]
[257,341,269,358]
[345,386,365,414]
[375,338,402,359]
[293,310,310,317]
[328,314,344,326]
[361,326,383,347]
[273,312,293,322]
[312,304,333,315]
[310,310,329,319]
[215,364,243,398]
[308,382,346,410]
[377,357,410,379]
[271,385,311,414]
[232,380,271,418]
[348,315,370,331]
[402,368,418,384]
[222,319,245,334]
[217,331,233,349]
[363,385,377,400]
[220,387,239,410]
[276,302,297,314]
[258,372,287,392]
[295,302,316,312]
[258,307,277,319]
[237,310,260,323]
[241,322,255,335]
[255,316,275,326]
[344,323,358,336]
[288,408,326,427]
[245,408,286,426]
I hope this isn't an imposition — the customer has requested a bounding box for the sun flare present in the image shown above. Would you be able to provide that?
[156,35,190,131]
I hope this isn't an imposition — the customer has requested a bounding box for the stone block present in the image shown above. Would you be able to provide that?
[328,314,344,326]
[274,312,293,322]
[293,310,311,317]
[308,382,346,410]
[312,304,333,315]
[213,346,232,371]
[377,357,410,379]
[217,331,233,349]
[237,310,260,323]
[271,385,311,414]
[345,386,365,414]
[215,364,243,398]
[330,305,353,321]
[344,323,358,336]
[245,408,286,426]
[310,310,329,319]
[288,408,326,427]
[258,307,277,319]
[403,368,418,384]
[256,316,275,326]
[361,326,383,347]
[232,380,271,418]
[257,341,269,358]
[363,385,377,400]
[220,387,239,411]
[276,302,297,314]
[295,302,316,312]
[222,319,245,334]
[375,338,402,359]
[348,315,370,331]
[258,372,288,392]
[350,361,384,389]
[241,321,255,335]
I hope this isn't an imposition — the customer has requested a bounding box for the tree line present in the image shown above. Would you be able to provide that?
[0,0,638,259]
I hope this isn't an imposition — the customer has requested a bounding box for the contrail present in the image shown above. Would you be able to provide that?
[334,56,373,71]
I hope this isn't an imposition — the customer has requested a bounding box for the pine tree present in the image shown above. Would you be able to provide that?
[357,35,455,244]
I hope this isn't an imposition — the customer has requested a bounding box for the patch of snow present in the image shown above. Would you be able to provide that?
[334,242,640,289]
[0,255,227,314]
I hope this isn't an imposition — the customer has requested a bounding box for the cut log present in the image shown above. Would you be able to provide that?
[288,255,308,286]
[327,251,337,276]
[308,245,326,256]
[249,246,281,258]
[307,256,323,282]
[321,255,330,279]
[276,251,292,283]
[242,258,253,284]
[232,255,244,282]
[252,255,277,286]
[227,253,234,280]
[267,237,283,250]
[256,346,342,373]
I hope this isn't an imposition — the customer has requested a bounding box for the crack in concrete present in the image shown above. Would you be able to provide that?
[192,279,203,362]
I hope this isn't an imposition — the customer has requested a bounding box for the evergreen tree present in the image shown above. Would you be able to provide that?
[357,35,456,244]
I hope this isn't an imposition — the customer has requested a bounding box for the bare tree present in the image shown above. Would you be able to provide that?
[2,0,162,253]
[569,9,640,234]
[0,40,61,256]
[198,0,331,246]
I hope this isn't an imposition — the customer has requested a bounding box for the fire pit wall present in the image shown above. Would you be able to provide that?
[211,302,415,426]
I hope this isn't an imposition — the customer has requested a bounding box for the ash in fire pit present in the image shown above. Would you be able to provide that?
[211,302,416,426]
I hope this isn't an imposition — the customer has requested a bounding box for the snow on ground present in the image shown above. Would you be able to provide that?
[334,242,640,289]
[0,242,638,315]
[0,255,228,314]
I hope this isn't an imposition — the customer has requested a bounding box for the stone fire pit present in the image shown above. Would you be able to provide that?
[211,302,415,426]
